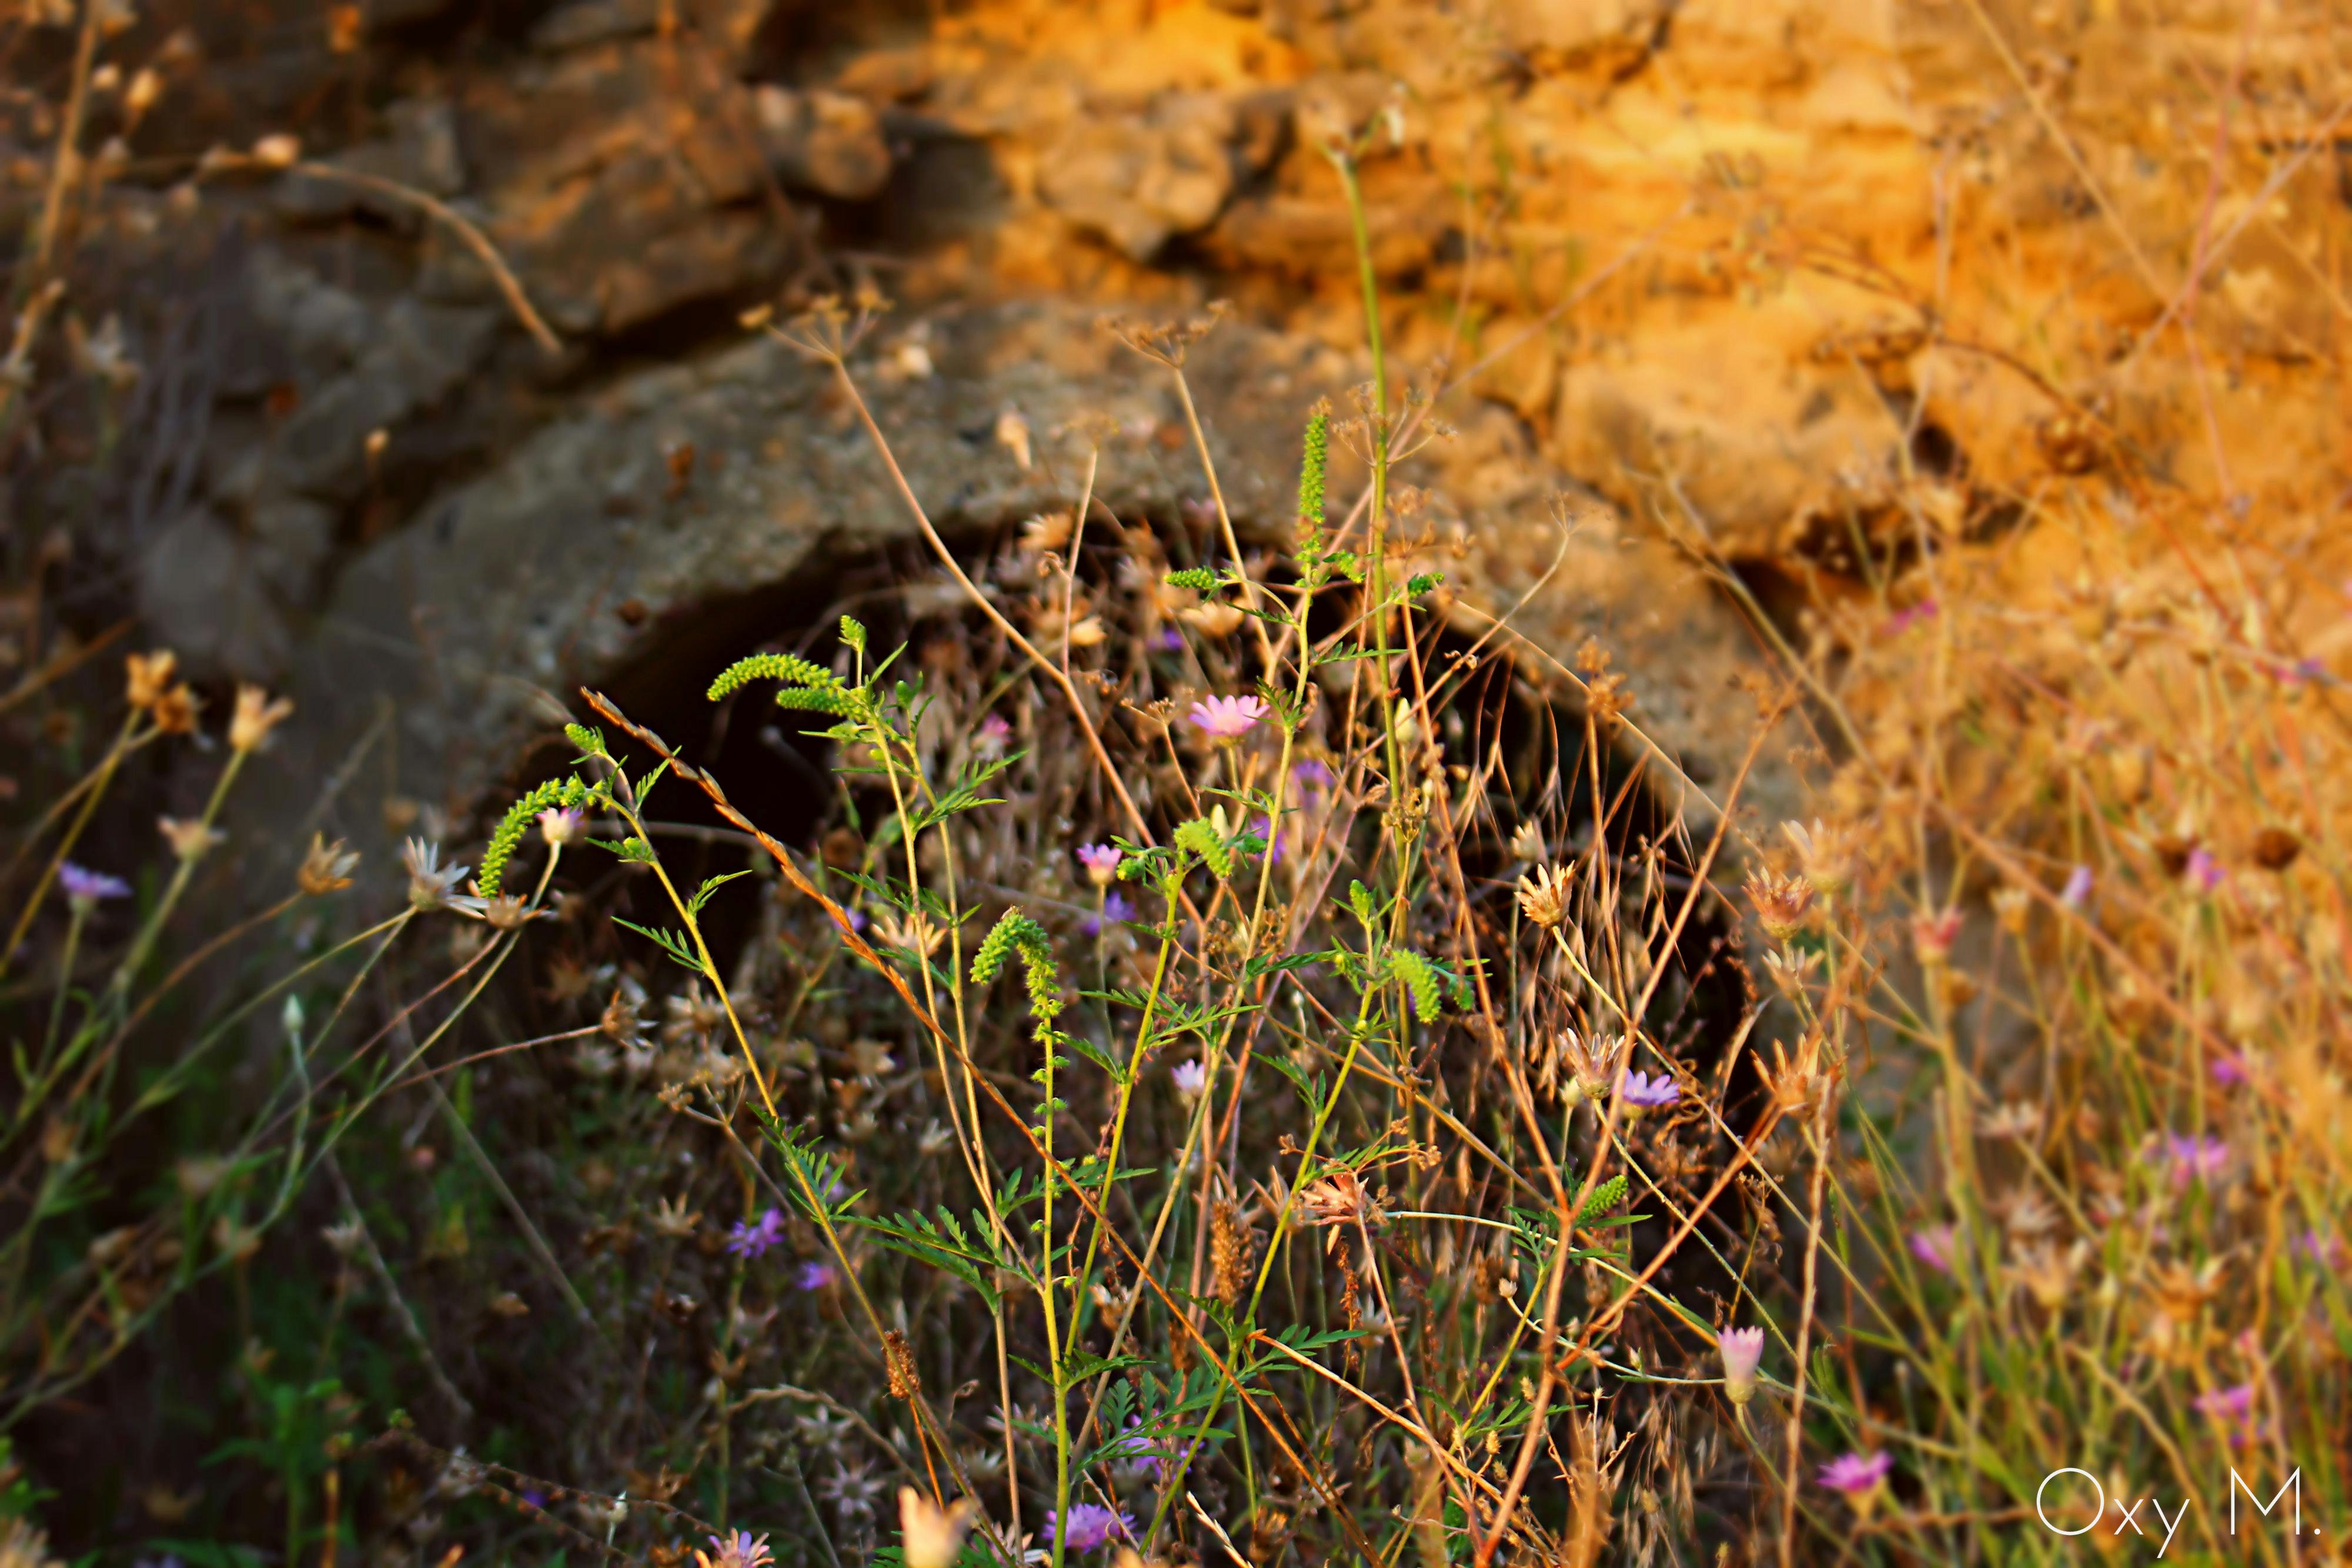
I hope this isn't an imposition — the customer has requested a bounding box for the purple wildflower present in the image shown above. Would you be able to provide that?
[976,713,1013,756]
[1817,1450,1893,1495]
[59,862,132,911]
[1250,814,1285,863]
[1909,1225,1957,1274]
[1185,694,1268,741]
[522,1488,549,1510]
[1151,626,1185,653]
[1075,842,1124,885]
[1882,599,1939,636]
[1171,1059,1207,1100]
[796,1259,839,1292]
[2060,864,2094,910]
[701,1532,774,1568]
[1619,1071,1681,1109]
[2296,1228,2344,1271]
[727,1208,787,1259]
[1083,891,1136,937]
[2209,1051,2247,1087]
[2193,1383,2253,1421]
[1292,758,1335,791]
[2160,1133,2229,1188]
[2186,846,2224,892]
[1044,1503,1133,1553]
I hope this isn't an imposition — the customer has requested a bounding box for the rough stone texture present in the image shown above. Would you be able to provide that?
[13,0,2339,862]
[295,300,1790,840]
[753,86,893,201]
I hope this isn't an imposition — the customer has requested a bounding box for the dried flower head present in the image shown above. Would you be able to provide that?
[1744,868,1815,940]
[1516,863,1572,930]
[125,649,178,711]
[1180,601,1245,638]
[873,907,948,959]
[228,684,294,753]
[1781,818,1857,896]
[158,815,226,862]
[401,840,476,914]
[898,1488,974,1568]
[1297,1166,1381,1240]
[297,833,359,895]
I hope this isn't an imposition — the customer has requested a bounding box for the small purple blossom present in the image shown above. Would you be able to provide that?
[1083,891,1136,937]
[2296,1227,2344,1271]
[1171,1059,1207,1099]
[1151,626,1185,652]
[1044,1503,1134,1553]
[1816,1450,1893,1495]
[537,805,584,846]
[522,1488,549,1510]
[59,862,131,910]
[2059,864,2094,910]
[2193,1382,2253,1421]
[2276,656,2326,685]
[2186,846,2224,892]
[976,713,1014,755]
[2160,1133,2229,1188]
[727,1208,787,1259]
[845,906,868,932]
[2209,1051,2247,1087]
[1718,1326,1765,1406]
[1075,842,1124,885]
[1882,599,1939,636]
[1292,758,1335,791]
[1619,1071,1681,1109]
[702,1532,774,1568]
[1186,694,1269,741]
[796,1259,840,1292]
[1251,814,1285,864]
[1909,1225,1957,1275]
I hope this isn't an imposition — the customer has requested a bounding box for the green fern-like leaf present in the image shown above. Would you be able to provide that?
[564,723,606,758]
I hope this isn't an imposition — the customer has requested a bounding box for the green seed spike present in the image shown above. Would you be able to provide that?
[706,651,843,703]
[477,775,588,898]
[1295,407,1330,538]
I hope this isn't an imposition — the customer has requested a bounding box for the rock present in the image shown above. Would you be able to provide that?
[273,98,466,226]
[289,300,1788,836]
[1038,94,1240,262]
[753,86,893,200]
[530,0,662,52]
[275,297,497,500]
[464,41,792,335]
[138,510,295,680]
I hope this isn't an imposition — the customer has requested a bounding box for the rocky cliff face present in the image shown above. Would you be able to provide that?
[9,0,2344,844]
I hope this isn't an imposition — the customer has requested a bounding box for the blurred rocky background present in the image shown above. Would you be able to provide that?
[3,0,2346,847]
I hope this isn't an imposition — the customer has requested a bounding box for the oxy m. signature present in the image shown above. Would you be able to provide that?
[2036,1467,2314,1557]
